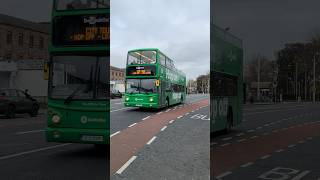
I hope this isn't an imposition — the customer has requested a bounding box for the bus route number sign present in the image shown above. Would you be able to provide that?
[126,66,156,76]
[53,14,109,46]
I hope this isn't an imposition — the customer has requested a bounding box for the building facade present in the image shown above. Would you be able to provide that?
[0,14,49,103]
[110,66,125,82]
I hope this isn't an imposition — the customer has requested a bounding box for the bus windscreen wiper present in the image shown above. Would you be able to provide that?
[64,85,84,105]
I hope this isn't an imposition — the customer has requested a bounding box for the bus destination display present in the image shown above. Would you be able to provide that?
[53,14,109,46]
[127,66,156,76]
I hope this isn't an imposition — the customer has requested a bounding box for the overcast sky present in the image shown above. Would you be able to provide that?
[111,0,210,80]
[213,0,320,62]
[0,0,52,22]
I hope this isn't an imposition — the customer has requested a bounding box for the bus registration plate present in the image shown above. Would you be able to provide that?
[81,135,104,142]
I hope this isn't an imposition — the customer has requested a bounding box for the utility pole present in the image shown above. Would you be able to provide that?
[313,54,316,103]
[257,56,260,101]
[305,70,307,101]
[295,62,298,101]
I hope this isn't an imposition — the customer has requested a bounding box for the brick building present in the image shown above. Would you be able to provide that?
[0,14,49,102]
[110,66,125,82]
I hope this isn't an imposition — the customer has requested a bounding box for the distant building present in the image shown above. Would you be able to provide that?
[110,66,125,82]
[187,79,197,94]
[0,14,49,103]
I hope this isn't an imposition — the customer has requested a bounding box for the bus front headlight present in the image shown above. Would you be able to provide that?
[125,97,129,101]
[149,97,154,102]
[52,115,61,124]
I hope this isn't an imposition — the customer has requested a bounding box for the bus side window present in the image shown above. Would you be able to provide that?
[160,53,166,66]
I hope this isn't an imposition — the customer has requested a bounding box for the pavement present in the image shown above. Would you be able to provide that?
[211,102,320,180]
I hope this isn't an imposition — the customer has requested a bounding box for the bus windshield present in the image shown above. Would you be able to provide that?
[127,51,157,65]
[126,79,157,94]
[55,0,109,10]
[50,55,108,100]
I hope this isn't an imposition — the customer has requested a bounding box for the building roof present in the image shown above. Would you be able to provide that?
[0,14,49,34]
[111,66,125,71]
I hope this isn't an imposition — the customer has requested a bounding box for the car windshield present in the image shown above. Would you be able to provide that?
[126,79,157,94]
[55,0,109,10]
[127,51,157,65]
[49,55,108,100]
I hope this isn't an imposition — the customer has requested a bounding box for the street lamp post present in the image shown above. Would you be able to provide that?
[313,53,317,103]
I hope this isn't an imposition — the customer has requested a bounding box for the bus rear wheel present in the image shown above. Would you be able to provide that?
[166,98,169,108]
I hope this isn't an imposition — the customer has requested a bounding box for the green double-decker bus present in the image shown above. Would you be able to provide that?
[124,48,186,108]
[211,25,244,133]
[45,0,109,145]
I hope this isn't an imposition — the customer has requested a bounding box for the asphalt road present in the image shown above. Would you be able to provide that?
[0,94,208,180]
[0,113,108,180]
[211,102,320,180]
[110,94,210,179]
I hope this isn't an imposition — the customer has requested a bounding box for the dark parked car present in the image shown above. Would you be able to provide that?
[110,89,122,99]
[0,89,39,118]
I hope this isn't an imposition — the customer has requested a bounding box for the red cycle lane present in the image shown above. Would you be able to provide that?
[211,121,320,176]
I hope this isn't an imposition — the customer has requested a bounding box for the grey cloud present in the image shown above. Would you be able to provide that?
[111,0,210,80]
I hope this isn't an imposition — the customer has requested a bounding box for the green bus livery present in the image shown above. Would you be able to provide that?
[124,48,186,109]
[45,0,109,145]
[211,25,244,133]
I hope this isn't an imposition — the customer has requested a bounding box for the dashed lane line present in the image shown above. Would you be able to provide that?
[110,131,120,137]
[142,116,150,121]
[240,162,253,168]
[146,136,157,145]
[116,156,137,174]
[161,126,167,131]
[216,171,232,179]
[15,129,44,135]
[0,143,72,161]
[128,123,137,128]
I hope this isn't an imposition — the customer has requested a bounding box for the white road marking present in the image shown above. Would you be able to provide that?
[142,116,150,121]
[165,109,171,112]
[216,171,232,179]
[110,131,120,137]
[288,144,296,148]
[156,112,163,115]
[116,156,137,174]
[211,142,217,146]
[291,170,311,180]
[111,107,134,113]
[240,162,253,168]
[161,126,167,131]
[237,139,247,142]
[169,120,174,124]
[147,136,157,145]
[0,144,72,161]
[128,123,137,128]
[236,133,245,137]
[222,137,232,141]
[247,129,255,133]
[250,136,259,139]
[260,155,271,159]
[15,130,44,135]
[256,127,263,130]
[221,143,230,147]
[275,149,284,153]
[177,116,183,119]
[185,113,189,115]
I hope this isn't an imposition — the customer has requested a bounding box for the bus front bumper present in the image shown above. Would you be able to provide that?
[124,102,158,108]
[46,127,109,144]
